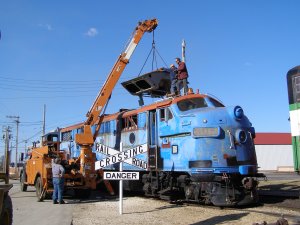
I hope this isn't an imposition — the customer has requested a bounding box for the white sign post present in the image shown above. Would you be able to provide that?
[119,142,123,215]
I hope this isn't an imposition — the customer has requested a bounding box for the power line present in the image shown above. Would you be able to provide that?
[0,83,128,93]
[0,94,95,100]
[0,90,131,101]
[0,75,102,83]
[0,74,137,84]
[0,85,98,93]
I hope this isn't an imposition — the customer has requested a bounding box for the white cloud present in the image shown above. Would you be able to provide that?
[85,28,98,37]
[244,62,253,67]
[38,23,53,31]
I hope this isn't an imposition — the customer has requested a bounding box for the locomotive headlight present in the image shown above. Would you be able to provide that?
[235,129,247,144]
[233,106,244,120]
[193,127,220,138]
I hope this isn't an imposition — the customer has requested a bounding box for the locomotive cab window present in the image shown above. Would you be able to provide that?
[208,97,225,107]
[177,98,208,111]
[160,107,173,121]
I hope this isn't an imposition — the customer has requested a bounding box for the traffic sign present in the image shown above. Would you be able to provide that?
[95,143,147,170]
[103,172,139,180]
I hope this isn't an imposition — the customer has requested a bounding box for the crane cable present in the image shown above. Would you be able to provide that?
[138,31,168,76]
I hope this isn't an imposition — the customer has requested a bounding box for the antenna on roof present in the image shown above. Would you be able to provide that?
[182,39,186,63]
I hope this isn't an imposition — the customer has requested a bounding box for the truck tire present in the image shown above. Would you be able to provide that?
[0,195,13,225]
[35,176,45,202]
[20,171,27,192]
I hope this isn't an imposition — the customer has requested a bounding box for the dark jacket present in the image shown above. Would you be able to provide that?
[177,61,188,80]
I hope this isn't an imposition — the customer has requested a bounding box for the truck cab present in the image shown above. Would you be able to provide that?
[20,131,65,201]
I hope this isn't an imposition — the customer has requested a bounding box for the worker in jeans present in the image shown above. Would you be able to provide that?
[52,157,65,204]
[167,64,178,97]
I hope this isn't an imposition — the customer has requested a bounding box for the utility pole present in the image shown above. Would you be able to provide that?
[2,126,11,184]
[43,104,46,136]
[24,140,27,155]
[7,115,20,174]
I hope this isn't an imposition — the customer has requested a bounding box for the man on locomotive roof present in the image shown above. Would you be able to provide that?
[175,57,189,95]
[166,64,178,97]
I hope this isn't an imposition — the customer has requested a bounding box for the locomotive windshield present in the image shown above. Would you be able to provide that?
[207,97,225,107]
[177,98,208,111]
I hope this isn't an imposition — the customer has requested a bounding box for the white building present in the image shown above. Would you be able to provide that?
[255,133,294,172]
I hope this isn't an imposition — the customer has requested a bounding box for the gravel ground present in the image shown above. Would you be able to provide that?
[72,176,300,225]
[72,195,300,225]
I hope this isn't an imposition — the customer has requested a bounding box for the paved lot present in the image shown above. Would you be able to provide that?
[7,172,300,225]
[9,179,74,225]
[258,172,300,198]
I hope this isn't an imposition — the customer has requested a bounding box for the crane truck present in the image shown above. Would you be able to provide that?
[20,19,158,201]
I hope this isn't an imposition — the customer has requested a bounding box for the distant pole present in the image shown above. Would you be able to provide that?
[24,140,27,158]
[16,118,19,171]
[43,104,46,136]
[3,126,11,184]
[7,115,20,174]
[182,39,186,63]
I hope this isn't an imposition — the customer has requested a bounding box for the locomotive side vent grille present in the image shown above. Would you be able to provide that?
[189,160,212,168]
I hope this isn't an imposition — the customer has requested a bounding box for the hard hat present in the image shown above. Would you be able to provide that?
[170,64,175,68]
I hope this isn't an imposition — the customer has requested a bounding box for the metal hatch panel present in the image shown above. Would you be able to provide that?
[121,69,171,98]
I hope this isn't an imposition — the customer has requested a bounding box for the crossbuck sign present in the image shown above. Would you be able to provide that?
[95,143,148,170]
[94,142,147,215]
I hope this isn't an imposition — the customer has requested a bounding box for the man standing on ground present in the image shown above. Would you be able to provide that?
[52,157,65,204]
[175,57,189,95]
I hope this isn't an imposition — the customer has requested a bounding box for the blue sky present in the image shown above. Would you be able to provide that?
[1,1,300,157]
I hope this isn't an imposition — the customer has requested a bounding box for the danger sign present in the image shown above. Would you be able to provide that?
[104,172,139,180]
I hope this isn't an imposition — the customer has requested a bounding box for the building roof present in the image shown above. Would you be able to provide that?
[255,133,292,145]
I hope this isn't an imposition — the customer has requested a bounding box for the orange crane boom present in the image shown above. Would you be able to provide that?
[76,18,158,146]
[74,19,158,182]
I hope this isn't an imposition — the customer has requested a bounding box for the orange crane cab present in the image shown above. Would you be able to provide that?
[20,18,158,201]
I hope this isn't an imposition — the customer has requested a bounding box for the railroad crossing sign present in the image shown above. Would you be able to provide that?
[96,142,145,215]
[95,143,148,170]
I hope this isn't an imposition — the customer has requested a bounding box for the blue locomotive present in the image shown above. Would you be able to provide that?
[60,69,260,206]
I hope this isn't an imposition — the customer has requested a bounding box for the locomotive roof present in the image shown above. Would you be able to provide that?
[60,93,209,133]
[102,93,209,120]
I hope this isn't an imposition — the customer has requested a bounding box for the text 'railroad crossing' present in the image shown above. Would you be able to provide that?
[95,143,147,170]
